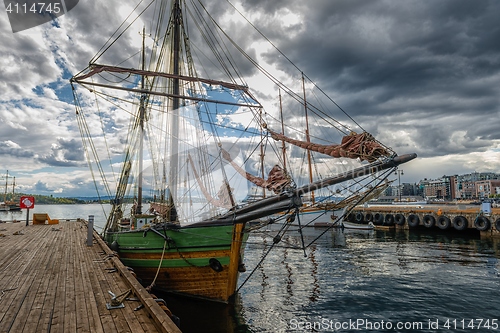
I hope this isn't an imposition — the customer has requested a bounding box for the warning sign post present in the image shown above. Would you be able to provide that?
[20,196,35,226]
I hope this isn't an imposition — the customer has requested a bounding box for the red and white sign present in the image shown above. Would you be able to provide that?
[19,196,35,209]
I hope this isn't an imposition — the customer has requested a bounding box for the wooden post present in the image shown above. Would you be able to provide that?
[25,208,30,226]
[87,215,94,246]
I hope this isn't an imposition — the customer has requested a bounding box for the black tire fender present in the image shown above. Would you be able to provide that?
[407,214,420,228]
[423,215,435,228]
[474,216,491,231]
[394,214,406,226]
[452,215,468,231]
[436,216,451,230]
[355,212,364,223]
[365,212,373,222]
[373,213,384,225]
[384,214,395,226]
[347,213,355,222]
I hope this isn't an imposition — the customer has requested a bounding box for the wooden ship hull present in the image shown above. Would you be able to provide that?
[105,222,248,302]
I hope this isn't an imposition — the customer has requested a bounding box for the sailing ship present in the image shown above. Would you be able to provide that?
[0,171,21,212]
[71,0,416,303]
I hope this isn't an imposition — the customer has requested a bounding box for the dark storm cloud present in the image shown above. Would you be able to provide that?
[236,0,500,158]
[36,137,85,167]
[1,0,499,194]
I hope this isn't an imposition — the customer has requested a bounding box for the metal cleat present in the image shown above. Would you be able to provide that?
[106,289,132,310]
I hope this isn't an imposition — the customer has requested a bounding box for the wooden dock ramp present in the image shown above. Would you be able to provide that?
[0,219,181,333]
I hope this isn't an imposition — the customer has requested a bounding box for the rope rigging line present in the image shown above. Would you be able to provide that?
[90,0,155,65]
[221,0,366,135]
[91,77,117,183]
[236,216,296,292]
[303,167,395,248]
[190,0,246,87]
[72,84,113,200]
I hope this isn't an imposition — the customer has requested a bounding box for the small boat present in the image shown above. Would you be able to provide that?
[341,221,375,230]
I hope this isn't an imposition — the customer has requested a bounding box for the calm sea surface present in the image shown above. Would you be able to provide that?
[3,204,500,332]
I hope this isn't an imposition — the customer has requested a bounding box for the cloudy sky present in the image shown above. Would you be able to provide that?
[1,0,499,197]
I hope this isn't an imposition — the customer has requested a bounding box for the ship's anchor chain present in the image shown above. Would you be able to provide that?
[106,289,132,310]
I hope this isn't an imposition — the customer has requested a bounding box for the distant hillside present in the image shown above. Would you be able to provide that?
[4,193,86,205]
[3,193,154,205]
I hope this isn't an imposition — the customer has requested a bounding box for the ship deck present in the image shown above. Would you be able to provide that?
[0,218,181,333]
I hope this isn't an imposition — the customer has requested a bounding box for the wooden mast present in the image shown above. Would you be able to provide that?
[259,107,266,199]
[3,170,7,203]
[166,0,182,221]
[136,26,146,215]
[279,90,287,171]
[302,73,315,204]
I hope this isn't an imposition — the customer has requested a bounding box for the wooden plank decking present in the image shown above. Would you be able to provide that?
[0,219,181,333]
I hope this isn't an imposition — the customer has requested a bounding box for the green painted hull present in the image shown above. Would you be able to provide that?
[104,222,248,302]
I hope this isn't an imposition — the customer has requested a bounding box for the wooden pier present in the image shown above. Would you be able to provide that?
[0,218,182,333]
[347,205,500,238]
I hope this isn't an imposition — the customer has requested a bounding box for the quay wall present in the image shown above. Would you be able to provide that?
[346,205,500,238]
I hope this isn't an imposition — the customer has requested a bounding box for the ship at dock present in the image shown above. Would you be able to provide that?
[71,0,416,303]
[0,170,20,212]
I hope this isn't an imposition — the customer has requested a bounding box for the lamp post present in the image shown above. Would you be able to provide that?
[395,169,404,202]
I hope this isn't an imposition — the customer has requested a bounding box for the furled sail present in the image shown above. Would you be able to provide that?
[221,149,292,194]
[267,128,391,163]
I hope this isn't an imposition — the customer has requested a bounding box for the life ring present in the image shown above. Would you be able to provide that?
[355,212,364,223]
[407,214,420,227]
[496,218,500,231]
[373,213,384,225]
[474,216,490,231]
[423,215,435,228]
[365,212,373,222]
[394,213,406,226]
[384,214,395,226]
[452,216,468,231]
[436,216,451,230]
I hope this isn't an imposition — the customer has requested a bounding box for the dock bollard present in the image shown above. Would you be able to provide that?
[87,215,94,246]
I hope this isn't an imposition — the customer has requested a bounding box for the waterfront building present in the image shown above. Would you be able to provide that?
[476,180,500,199]
[423,177,451,200]
[455,172,500,199]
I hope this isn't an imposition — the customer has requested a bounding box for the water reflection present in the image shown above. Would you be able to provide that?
[6,205,499,332]
[233,227,500,332]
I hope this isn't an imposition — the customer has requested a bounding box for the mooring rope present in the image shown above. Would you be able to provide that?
[149,239,168,288]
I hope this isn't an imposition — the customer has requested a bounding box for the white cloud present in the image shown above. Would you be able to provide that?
[1,0,499,197]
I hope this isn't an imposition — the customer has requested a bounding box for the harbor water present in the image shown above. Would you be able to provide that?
[2,205,500,332]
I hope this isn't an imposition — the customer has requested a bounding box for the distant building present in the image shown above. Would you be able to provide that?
[421,177,451,200]
[455,172,500,199]
[386,183,418,197]
[476,180,500,198]
[381,172,500,202]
